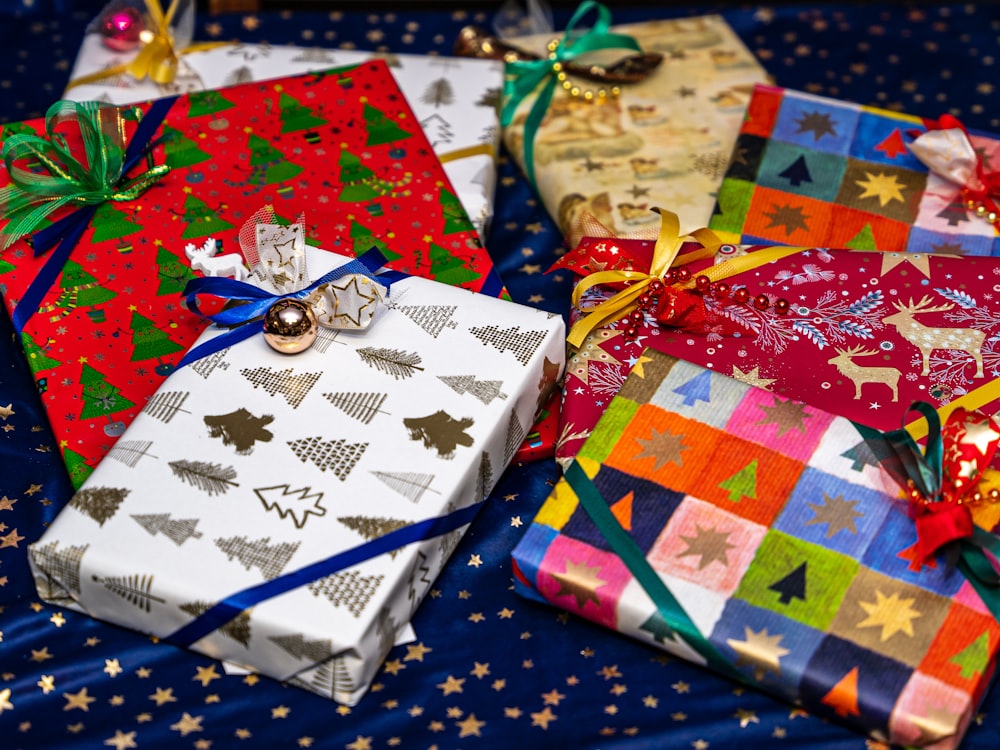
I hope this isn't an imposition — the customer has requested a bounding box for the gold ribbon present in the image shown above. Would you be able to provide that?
[437,142,497,164]
[566,208,806,349]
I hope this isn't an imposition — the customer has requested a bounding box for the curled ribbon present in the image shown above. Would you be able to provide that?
[909,114,1000,233]
[1,96,175,332]
[499,1,649,189]
[854,404,1000,618]
[127,0,187,84]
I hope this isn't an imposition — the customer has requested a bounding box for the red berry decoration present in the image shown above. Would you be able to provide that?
[648,279,664,294]
[676,267,692,282]
[733,287,749,304]
[713,282,730,298]
[624,326,638,338]
[695,275,711,292]
[629,310,644,324]
[637,293,650,309]
[663,270,677,284]
[753,294,770,311]
[774,298,791,314]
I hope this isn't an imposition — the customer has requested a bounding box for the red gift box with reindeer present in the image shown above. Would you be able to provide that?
[555,211,1000,486]
[0,60,503,487]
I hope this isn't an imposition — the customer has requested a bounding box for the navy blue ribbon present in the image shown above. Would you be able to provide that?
[177,247,404,368]
[11,96,178,334]
[166,499,484,648]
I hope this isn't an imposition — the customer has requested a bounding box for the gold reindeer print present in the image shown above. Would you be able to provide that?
[827,345,901,401]
[882,296,985,378]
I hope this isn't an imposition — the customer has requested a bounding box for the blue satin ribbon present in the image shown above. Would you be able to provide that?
[10,96,178,334]
[176,247,404,368]
[166,499,484,648]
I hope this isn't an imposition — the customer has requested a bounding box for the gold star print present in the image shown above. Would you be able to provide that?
[0,497,15,512]
[84,635,99,645]
[136,667,151,678]
[298,738,314,748]
[598,664,623,679]
[678,525,736,570]
[726,627,790,681]
[63,687,97,711]
[104,730,138,750]
[504,706,521,718]
[498,608,515,619]
[493,679,507,691]
[632,426,688,471]
[30,647,53,662]
[193,664,220,687]
[170,712,204,736]
[643,695,658,708]
[880,252,931,278]
[756,396,811,437]
[857,589,922,641]
[734,708,760,727]
[67,723,85,734]
[0,403,13,419]
[436,675,465,695]
[194,741,211,750]
[272,705,290,719]
[732,365,776,390]
[630,353,654,378]
[468,554,483,568]
[404,642,431,661]
[542,689,565,705]
[104,659,123,677]
[25,484,42,496]
[961,418,1000,455]
[805,493,863,538]
[855,171,907,207]
[470,662,490,679]
[531,706,557,729]
[468,612,485,623]
[346,736,372,750]
[0,528,24,548]
[407,706,424,717]
[457,713,486,738]
[551,559,607,609]
[382,659,405,675]
[37,675,55,694]
[568,328,624,385]
[149,687,177,706]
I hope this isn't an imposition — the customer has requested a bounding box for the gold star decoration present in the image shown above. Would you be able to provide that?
[598,664,623,680]
[404,642,431,662]
[470,662,491,679]
[542,689,565,706]
[456,713,486,738]
[0,528,25,548]
[961,418,1000,455]
[0,403,14,419]
[271,705,291,719]
[631,426,689,471]
[103,730,138,750]
[170,712,204,736]
[551,559,607,609]
[497,607,515,619]
[678,525,736,570]
[37,675,55,694]
[531,706,557,729]
[0,496,15,511]
[643,695,658,708]
[468,554,483,568]
[49,611,65,627]
[567,329,624,385]
[149,687,177,706]
[63,687,97,711]
[805,492,863,538]
[856,589,923,641]
[192,664,220,687]
[345,736,373,750]
[727,627,790,681]
[855,171,907,207]
[732,365,776,390]
[317,275,383,328]
[436,675,465,696]
[382,659,405,676]
[104,659,123,677]
[630,353,654,378]
[25,484,42,496]
[880,252,931,278]
[755,396,811,437]
[733,708,760,728]
[30,647,53,663]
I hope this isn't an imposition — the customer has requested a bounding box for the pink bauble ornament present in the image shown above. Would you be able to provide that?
[99,6,145,52]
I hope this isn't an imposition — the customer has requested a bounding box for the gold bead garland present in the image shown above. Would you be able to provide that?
[965,198,999,225]
[547,38,622,102]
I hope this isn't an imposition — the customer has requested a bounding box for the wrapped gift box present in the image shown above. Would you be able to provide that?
[710,84,1000,255]
[554,232,1000,465]
[485,13,768,245]
[65,37,504,240]
[514,347,1000,748]
[28,244,565,705]
[0,60,502,486]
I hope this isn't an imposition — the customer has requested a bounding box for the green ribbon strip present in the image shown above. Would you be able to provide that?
[564,461,743,681]
[500,1,642,190]
[0,100,169,250]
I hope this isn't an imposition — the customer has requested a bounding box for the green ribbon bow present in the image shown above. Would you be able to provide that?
[0,100,169,250]
[500,1,643,190]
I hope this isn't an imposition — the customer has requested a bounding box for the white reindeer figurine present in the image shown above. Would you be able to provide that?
[184,238,248,281]
[882,295,985,378]
[827,344,901,401]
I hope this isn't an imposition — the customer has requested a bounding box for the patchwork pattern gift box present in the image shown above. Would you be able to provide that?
[552,214,1000,465]
[27,237,565,706]
[0,59,502,486]
[458,2,768,245]
[513,348,1000,748]
[710,83,1000,256]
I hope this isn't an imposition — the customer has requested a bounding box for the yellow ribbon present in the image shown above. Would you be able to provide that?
[566,208,807,349]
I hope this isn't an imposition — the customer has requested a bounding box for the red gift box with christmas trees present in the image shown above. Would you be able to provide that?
[0,60,503,486]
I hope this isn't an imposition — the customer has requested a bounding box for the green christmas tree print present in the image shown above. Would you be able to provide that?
[79,362,135,422]
[20,331,61,371]
[718,459,758,502]
[362,103,412,146]
[428,242,478,286]
[337,148,380,202]
[845,223,878,250]
[950,632,992,680]
[279,92,327,133]
[179,195,234,240]
[38,259,116,318]
[245,132,303,186]
[349,219,401,262]
[0,256,15,275]
[439,187,471,235]
[162,124,212,169]
[129,311,183,367]
[186,90,236,118]
[90,202,142,243]
[156,246,196,295]
[63,446,94,489]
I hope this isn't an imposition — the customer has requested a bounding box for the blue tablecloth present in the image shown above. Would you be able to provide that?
[2,3,1000,748]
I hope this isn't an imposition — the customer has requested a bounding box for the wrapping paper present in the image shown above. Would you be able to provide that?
[514,347,1000,748]
[710,84,1000,255]
[27,245,565,706]
[0,60,500,485]
[65,37,504,240]
[499,14,768,245]
[554,235,1000,467]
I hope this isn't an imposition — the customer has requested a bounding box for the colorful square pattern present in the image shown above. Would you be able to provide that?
[710,84,1000,256]
[512,349,1000,748]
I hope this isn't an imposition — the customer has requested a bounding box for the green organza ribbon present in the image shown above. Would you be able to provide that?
[0,100,169,250]
[500,1,642,189]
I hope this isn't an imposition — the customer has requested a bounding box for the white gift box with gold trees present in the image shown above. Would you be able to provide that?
[28,240,564,706]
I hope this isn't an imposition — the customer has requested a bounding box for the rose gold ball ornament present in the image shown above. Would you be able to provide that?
[263,299,318,354]
[99,5,146,52]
